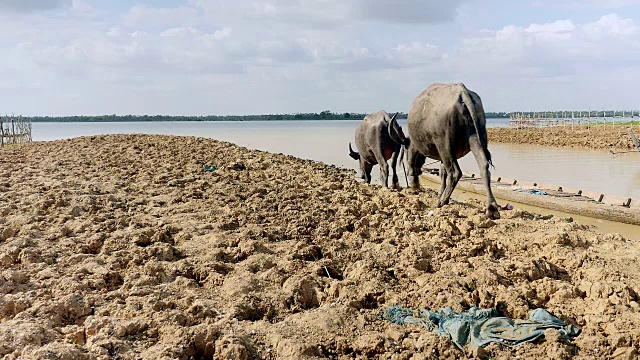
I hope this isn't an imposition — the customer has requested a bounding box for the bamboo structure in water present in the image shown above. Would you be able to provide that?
[0,115,32,148]
[508,110,640,129]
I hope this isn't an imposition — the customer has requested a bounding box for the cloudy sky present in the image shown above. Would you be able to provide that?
[2,0,640,116]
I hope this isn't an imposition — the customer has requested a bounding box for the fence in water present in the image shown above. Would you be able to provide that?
[509,110,640,129]
[1,115,32,147]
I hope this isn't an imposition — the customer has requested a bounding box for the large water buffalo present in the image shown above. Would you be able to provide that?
[348,111,408,188]
[405,83,500,218]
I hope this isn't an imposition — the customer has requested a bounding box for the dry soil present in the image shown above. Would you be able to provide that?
[488,126,640,151]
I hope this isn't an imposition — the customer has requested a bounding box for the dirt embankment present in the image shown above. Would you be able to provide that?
[1,134,639,359]
[488,126,640,151]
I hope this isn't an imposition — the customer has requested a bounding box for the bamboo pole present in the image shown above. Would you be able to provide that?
[572,111,575,130]
[11,116,15,144]
[0,114,32,147]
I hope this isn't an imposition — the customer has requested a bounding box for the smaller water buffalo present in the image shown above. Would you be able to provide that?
[405,83,500,218]
[348,111,408,188]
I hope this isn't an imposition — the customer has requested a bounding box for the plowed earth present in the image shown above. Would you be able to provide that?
[0,135,638,359]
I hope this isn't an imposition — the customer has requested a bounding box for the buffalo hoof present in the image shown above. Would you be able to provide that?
[487,209,500,219]
[404,187,420,195]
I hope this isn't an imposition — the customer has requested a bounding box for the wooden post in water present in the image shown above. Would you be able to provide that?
[0,114,32,147]
[27,117,32,142]
[11,116,15,144]
[571,111,574,130]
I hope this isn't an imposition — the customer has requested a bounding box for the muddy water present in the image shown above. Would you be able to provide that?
[32,120,640,238]
[457,143,640,200]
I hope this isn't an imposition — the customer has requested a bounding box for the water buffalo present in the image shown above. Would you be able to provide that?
[348,111,408,188]
[405,83,500,218]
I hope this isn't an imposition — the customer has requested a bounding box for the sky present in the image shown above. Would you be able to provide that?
[2,0,640,116]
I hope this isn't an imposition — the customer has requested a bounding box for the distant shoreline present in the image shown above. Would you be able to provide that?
[26,112,510,122]
[23,110,639,122]
[29,116,509,123]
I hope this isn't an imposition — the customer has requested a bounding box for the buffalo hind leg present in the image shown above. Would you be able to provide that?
[438,162,446,199]
[390,149,400,189]
[363,162,374,184]
[469,136,500,218]
[407,147,426,189]
[373,149,390,188]
[438,156,462,207]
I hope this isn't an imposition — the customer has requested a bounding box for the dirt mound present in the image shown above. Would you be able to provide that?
[488,126,640,151]
[1,134,639,359]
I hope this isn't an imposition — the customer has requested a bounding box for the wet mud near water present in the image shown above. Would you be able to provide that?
[0,134,639,359]
[488,126,640,151]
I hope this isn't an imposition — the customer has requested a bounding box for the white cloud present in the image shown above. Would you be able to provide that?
[190,0,467,28]
[589,0,640,8]
[393,42,443,64]
[352,0,468,23]
[213,27,232,40]
[70,0,100,17]
[449,14,640,110]
[582,13,637,34]
[461,14,639,72]
[1,1,640,115]
[0,0,71,13]
[122,4,201,28]
[532,0,640,9]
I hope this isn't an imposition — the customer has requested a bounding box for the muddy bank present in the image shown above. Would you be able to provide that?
[488,126,640,151]
[1,134,639,359]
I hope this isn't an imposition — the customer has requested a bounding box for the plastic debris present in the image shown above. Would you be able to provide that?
[515,189,547,196]
[384,305,580,349]
[502,203,514,210]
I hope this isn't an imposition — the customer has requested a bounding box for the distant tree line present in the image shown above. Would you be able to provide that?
[30,111,377,122]
[30,110,637,122]
[28,111,431,122]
